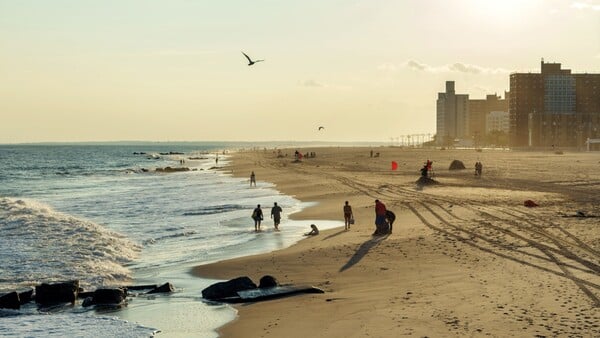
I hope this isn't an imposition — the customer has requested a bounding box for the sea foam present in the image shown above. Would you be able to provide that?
[0,197,141,292]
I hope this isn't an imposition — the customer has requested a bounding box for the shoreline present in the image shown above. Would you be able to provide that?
[193,146,600,337]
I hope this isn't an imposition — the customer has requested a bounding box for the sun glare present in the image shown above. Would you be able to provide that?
[468,0,539,22]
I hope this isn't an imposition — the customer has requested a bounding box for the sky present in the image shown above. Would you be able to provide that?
[1,0,599,143]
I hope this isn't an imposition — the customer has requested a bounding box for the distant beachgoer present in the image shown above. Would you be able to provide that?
[374,199,389,235]
[250,171,256,186]
[420,164,428,177]
[304,224,319,236]
[271,202,283,230]
[426,160,433,177]
[252,204,264,231]
[215,154,219,165]
[370,149,373,158]
[385,210,396,234]
[475,162,482,176]
[343,201,353,231]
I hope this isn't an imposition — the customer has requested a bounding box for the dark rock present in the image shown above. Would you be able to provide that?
[82,288,126,307]
[259,275,278,288]
[78,291,94,298]
[147,282,174,294]
[0,291,20,309]
[449,160,466,170]
[155,167,190,173]
[202,277,257,300]
[124,284,157,291]
[81,297,94,307]
[18,289,33,305]
[35,281,79,305]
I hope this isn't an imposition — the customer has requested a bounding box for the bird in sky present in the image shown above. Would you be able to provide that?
[241,51,264,66]
[318,126,325,131]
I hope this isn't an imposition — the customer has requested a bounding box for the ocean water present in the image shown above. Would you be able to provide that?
[0,143,342,337]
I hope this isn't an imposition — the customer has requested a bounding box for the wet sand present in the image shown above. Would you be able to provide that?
[193,147,600,337]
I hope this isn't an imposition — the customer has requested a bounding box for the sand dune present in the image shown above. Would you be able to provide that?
[193,147,600,337]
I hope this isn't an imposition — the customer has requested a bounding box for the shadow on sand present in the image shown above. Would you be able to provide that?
[322,229,347,241]
[339,235,388,272]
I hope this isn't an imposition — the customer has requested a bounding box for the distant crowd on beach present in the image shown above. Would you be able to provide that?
[246,151,483,236]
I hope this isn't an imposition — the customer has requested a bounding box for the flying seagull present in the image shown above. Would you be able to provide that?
[242,51,264,66]
[318,126,325,131]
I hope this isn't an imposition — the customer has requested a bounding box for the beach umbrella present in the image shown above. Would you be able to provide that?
[391,161,398,170]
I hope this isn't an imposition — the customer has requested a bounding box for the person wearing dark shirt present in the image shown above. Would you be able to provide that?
[252,204,263,231]
[271,202,283,231]
[385,210,396,234]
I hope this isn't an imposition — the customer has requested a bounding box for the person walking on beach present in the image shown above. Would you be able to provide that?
[250,171,256,187]
[252,204,264,231]
[475,162,483,176]
[271,202,283,231]
[374,199,388,235]
[343,201,353,231]
[385,210,396,234]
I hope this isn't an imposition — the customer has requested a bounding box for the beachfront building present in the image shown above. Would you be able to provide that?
[469,93,509,146]
[509,60,600,148]
[486,111,510,134]
[436,81,469,146]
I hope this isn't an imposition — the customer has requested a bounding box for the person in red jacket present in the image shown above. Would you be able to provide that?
[374,199,389,235]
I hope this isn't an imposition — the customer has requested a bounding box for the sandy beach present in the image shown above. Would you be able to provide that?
[193,147,600,337]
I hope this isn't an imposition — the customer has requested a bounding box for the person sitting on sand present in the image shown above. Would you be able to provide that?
[343,201,353,231]
[304,224,319,236]
[252,204,264,231]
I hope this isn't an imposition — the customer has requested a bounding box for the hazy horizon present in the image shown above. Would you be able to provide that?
[2,0,599,143]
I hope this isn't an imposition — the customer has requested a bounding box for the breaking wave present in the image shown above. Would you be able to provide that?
[0,197,141,292]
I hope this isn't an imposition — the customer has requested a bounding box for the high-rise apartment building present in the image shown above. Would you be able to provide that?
[436,81,469,145]
[509,60,600,148]
[436,81,509,146]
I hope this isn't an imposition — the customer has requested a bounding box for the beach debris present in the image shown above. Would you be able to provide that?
[202,275,324,303]
[449,160,466,170]
[202,276,257,301]
[391,161,398,170]
[560,211,599,218]
[35,281,80,306]
[318,126,325,130]
[523,200,539,208]
[0,291,21,310]
[147,282,175,294]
